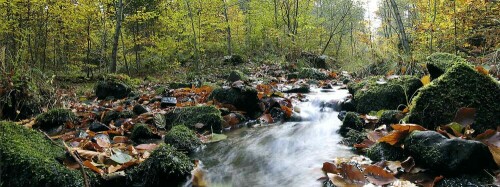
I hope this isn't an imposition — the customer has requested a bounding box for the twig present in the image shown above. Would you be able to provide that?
[37,129,64,149]
[62,141,91,187]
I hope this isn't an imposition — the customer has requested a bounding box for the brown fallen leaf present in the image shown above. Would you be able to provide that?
[340,163,366,184]
[453,107,476,127]
[74,149,103,160]
[379,130,409,145]
[259,114,274,124]
[322,162,340,174]
[83,160,104,174]
[363,165,396,186]
[113,136,128,143]
[135,143,158,151]
[391,124,426,132]
[328,173,364,187]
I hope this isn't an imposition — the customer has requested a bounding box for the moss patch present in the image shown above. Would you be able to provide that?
[227,70,248,82]
[209,86,261,118]
[0,121,90,187]
[35,108,77,131]
[130,123,156,142]
[164,125,201,153]
[407,62,500,133]
[425,53,467,79]
[127,144,193,187]
[297,68,328,80]
[339,112,363,137]
[366,142,407,162]
[165,105,223,133]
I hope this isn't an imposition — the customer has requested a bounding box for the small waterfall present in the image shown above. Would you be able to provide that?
[192,87,354,187]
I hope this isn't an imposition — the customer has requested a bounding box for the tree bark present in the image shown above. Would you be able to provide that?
[185,0,199,70]
[222,0,232,55]
[389,0,411,54]
[110,0,123,73]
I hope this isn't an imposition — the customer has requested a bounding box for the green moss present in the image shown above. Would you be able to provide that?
[341,129,367,147]
[425,53,467,79]
[366,142,407,162]
[102,110,135,125]
[209,87,261,118]
[297,68,328,80]
[407,62,500,133]
[339,112,363,137]
[165,105,223,133]
[35,108,77,131]
[227,70,248,82]
[164,125,201,153]
[0,121,89,187]
[379,110,404,125]
[127,144,193,187]
[347,76,382,95]
[130,123,155,141]
[353,76,422,114]
[435,172,494,187]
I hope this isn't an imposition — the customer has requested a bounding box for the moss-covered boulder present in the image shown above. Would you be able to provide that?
[404,131,496,174]
[407,63,500,133]
[95,78,132,100]
[0,121,92,186]
[165,105,223,133]
[352,76,422,114]
[223,54,245,65]
[297,68,328,80]
[339,112,363,137]
[164,125,201,153]
[366,142,407,162]
[435,171,494,187]
[379,110,404,125]
[209,86,261,118]
[127,144,193,187]
[425,52,467,79]
[0,77,43,120]
[341,129,367,147]
[227,70,248,82]
[35,108,77,133]
[130,123,157,142]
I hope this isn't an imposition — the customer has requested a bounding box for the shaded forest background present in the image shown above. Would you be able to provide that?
[0,0,498,79]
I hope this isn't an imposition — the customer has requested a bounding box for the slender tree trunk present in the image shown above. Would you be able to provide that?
[321,3,352,55]
[134,21,140,73]
[110,0,123,73]
[185,0,199,70]
[222,0,232,55]
[86,18,92,78]
[389,0,411,54]
[120,31,129,75]
[453,0,457,54]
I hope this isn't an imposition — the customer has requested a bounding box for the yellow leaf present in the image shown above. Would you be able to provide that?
[475,66,489,75]
[421,75,431,86]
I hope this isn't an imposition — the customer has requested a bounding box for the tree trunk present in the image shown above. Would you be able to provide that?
[120,31,129,75]
[110,0,123,73]
[389,0,411,54]
[185,0,199,70]
[321,2,352,55]
[222,0,232,55]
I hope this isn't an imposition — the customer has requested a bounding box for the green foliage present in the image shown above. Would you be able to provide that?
[0,121,91,187]
[164,125,201,153]
[407,62,500,133]
[35,108,77,131]
[127,144,193,187]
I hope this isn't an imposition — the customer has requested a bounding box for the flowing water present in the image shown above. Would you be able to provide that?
[193,87,354,187]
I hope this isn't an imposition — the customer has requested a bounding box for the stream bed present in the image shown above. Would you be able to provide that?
[192,87,354,187]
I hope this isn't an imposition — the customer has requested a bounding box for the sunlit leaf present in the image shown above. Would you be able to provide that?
[391,124,427,132]
[83,160,104,174]
[421,75,431,86]
[475,66,489,75]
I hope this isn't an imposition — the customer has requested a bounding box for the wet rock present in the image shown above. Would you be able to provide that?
[337,111,347,121]
[132,104,149,115]
[435,171,494,187]
[209,86,261,118]
[165,105,223,133]
[283,84,310,93]
[350,76,422,114]
[223,55,245,65]
[379,110,404,125]
[425,52,467,79]
[341,129,367,147]
[339,112,363,137]
[298,68,328,80]
[130,123,157,142]
[127,144,193,187]
[164,125,201,153]
[340,99,356,112]
[160,97,177,108]
[407,62,500,133]
[102,110,134,125]
[0,121,97,186]
[366,142,407,162]
[227,70,248,82]
[404,131,496,174]
[269,107,285,122]
[95,80,131,100]
[89,121,110,132]
[301,52,328,69]
[35,108,77,134]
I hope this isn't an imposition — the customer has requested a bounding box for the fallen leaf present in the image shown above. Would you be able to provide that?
[113,136,128,143]
[328,173,364,187]
[110,150,133,164]
[421,75,431,86]
[401,157,415,172]
[391,124,427,132]
[363,165,396,186]
[475,66,489,75]
[453,107,476,127]
[135,143,158,151]
[203,133,227,144]
[280,105,293,118]
[379,130,409,145]
[322,162,340,174]
[83,160,104,174]
[487,144,500,167]
[75,149,102,160]
[340,163,366,183]
[259,114,274,124]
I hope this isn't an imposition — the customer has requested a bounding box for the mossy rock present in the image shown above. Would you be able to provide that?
[404,131,496,174]
[425,52,467,79]
[101,110,135,125]
[223,54,245,65]
[95,80,131,100]
[366,142,407,162]
[339,112,363,137]
[297,68,328,80]
[130,123,156,142]
[435,171,494,187]
[0,121,96,186]
[209,86,261,118]
[227,70,248,82]
[353,76,422,114]
[0,78,43,120]
[127,144,193,187]
[341,129,367,147]
[165,105,223,133]
[35,108,77,132]
[164,125,201,153]
[379,110,404,125]
[407,62,500,133]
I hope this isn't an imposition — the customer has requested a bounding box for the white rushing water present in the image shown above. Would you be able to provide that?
[193,87,354,187]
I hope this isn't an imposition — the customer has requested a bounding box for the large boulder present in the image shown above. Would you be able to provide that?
[165,105,223,133]
[338,112,363,137]
[301,52,329,69]
[127,144,193,187]
[350,76,422,114]
[209,86,261,118]
[425,52,467,79]
[0,78,43,120]
[95,80,131,100]
[35,108,77,134]
[366,142,407,162]
[435,171,494,187]
[407,62,500,133]
[164,125,201,153]
[297,68,329,80]
[0,121,95,186]
[227,70,248,82]
[404,131,496,174]
[130,123,158,143]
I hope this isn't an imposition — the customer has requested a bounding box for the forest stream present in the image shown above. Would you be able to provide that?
[191,87,354,187]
